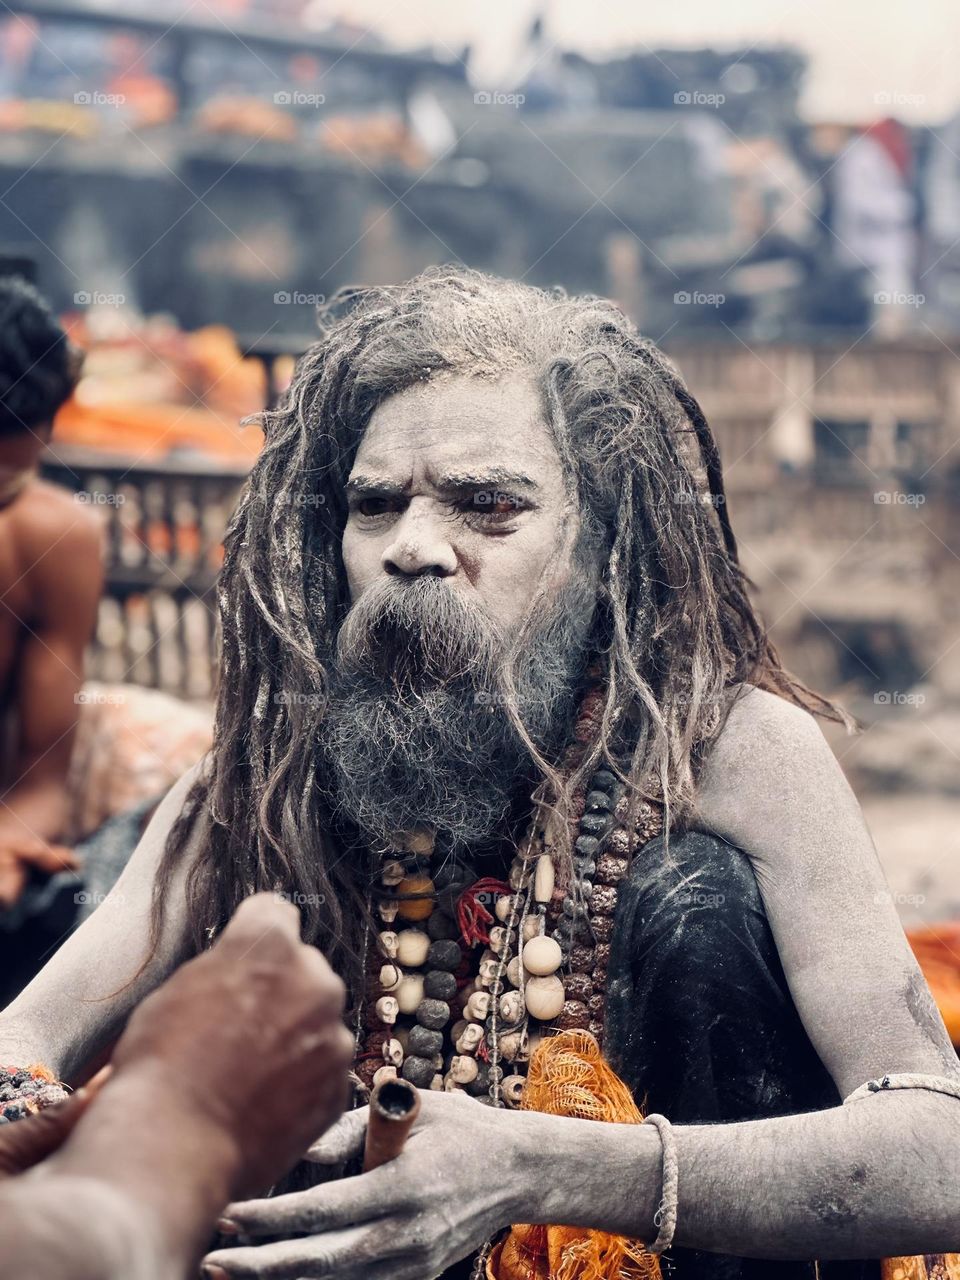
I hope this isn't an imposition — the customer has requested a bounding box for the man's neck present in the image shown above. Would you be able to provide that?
[0,466,37,509]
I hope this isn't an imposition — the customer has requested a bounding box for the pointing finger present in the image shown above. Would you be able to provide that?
[219,1164,407,1238]
[203,1224,391,1278]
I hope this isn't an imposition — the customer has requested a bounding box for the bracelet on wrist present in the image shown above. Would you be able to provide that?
[0,1063,69,1123]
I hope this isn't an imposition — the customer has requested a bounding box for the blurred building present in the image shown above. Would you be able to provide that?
[2,3,958,346]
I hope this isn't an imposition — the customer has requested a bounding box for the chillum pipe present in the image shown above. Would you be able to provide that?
[363,1077,422,1172]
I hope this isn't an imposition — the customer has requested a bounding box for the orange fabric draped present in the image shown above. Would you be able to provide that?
[486,1031,661,1280]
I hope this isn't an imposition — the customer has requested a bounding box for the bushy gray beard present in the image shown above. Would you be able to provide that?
[317,572,597,854]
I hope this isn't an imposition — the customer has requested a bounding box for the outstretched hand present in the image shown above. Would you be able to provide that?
[108,892,356,1199]
[202,1090,537,1280]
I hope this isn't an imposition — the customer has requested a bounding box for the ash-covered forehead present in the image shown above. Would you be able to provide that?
[348,372,571,504]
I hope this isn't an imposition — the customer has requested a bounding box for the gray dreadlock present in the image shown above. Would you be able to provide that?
[150,265,852,989]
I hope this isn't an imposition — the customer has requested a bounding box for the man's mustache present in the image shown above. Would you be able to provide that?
[334,576,505,683]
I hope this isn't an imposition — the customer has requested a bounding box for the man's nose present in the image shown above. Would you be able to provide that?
[381,501,458,577]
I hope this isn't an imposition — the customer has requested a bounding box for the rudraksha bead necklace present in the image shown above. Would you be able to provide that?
[352,684,664,1107]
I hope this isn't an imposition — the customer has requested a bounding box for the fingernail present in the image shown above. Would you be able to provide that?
[202,1267,229,1279]
[216,1217,239,1236]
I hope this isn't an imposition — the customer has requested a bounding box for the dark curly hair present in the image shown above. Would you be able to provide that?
[151,266,853,991]
[0,276,81,437]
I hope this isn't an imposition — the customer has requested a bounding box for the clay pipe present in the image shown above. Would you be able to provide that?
[362,1077,422,1172]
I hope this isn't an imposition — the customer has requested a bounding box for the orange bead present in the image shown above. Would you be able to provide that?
[396,873,435,921]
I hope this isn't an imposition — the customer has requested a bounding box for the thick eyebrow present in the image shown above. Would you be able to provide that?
[344,475,407,499]
[435,469,539,494]
[345,468,540,500]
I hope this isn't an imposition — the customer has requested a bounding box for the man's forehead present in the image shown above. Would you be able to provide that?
[350,373,561,483]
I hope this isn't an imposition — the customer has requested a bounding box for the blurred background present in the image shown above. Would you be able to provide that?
[2,0,959,951]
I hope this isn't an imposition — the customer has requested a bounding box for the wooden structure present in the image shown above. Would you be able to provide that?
[41,450,246,700]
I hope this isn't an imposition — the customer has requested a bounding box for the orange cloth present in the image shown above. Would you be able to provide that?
[485,1027,960,1280]
[882,1258,960,1279]
[486,1031,660,1280]
[65,682,213,842]
[906,923,960,1045]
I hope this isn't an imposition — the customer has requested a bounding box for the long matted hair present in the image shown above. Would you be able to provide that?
[151,266,851,984]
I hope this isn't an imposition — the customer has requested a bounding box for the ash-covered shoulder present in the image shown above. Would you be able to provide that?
[713,681,828,773]
[691,682,841,847]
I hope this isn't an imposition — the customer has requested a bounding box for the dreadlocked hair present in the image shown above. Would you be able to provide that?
[150,265,853,998]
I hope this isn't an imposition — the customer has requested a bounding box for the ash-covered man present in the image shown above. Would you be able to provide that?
[1,268,958,1280]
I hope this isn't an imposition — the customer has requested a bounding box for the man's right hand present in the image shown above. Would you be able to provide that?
[108,893,354,1196]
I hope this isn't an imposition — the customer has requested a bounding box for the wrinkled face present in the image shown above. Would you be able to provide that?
[342,373,580,634]
[322,373,599,851]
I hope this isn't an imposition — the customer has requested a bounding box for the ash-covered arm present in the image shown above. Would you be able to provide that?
[0,760,207,1083]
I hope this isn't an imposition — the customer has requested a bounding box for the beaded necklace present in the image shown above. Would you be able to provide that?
[351,680,665,1107]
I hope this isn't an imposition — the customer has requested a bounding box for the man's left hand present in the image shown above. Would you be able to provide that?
[202,1090,535,1280]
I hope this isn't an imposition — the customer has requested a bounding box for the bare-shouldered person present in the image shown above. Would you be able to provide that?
[0,275,101,909]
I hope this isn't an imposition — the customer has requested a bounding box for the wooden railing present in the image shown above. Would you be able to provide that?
[42,449,248,700]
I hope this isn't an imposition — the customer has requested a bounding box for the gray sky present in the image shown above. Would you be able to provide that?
[335,0,960,124]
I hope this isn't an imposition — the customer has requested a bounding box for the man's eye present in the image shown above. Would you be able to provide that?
[355,497,401,518]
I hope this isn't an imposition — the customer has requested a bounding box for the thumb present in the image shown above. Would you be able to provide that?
[304,1106,368,1164]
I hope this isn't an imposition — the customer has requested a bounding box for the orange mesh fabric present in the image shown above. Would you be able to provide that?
[487,1031,661,1280]
[26,1063,57,1084]
[882,1258,960,1279]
